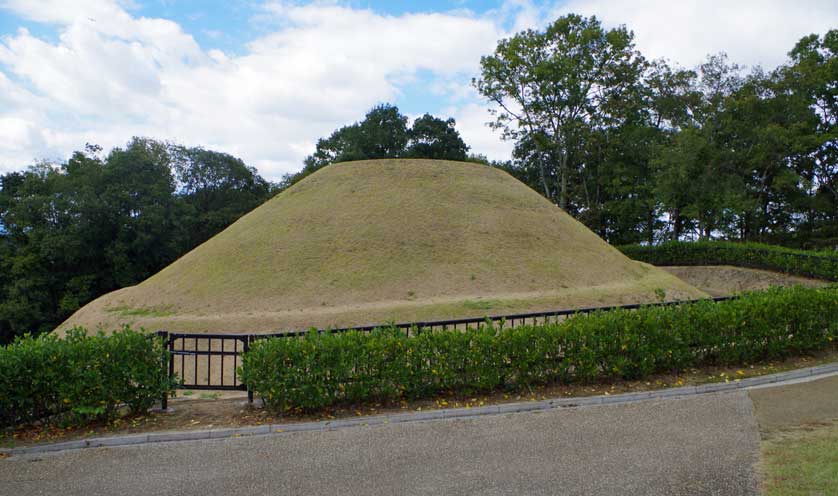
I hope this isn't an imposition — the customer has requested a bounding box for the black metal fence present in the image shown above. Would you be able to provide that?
[157,295,734,403]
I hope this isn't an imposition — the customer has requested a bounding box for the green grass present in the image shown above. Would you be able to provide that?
[105,305,174,318]
[60,159,703,334]
[461,299,503,310]
[762,423,838,495]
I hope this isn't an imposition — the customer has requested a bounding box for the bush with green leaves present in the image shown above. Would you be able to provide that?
[0,327,172,427]
[242,286,838,412]
[619,241,838,281]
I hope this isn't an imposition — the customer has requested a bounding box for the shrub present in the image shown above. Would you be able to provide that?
[0,327,172,427]
[242,286,838,412]
[618,241,838,281]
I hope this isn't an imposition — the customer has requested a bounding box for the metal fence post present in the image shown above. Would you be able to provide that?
[244,335,253,403]
[157,330,170,410]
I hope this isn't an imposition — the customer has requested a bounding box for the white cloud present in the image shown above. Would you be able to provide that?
[451,102,515,160]
[0,0,835,179]
[0,0,513,178]
[553,0,838,69]
[0,0,136,26]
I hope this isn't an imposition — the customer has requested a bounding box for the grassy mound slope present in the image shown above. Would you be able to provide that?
[59,159,704,333]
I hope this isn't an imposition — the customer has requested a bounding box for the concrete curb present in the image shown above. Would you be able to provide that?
[4,362,837,457]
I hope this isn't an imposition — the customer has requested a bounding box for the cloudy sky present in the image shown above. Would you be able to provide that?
[1,0,835,180]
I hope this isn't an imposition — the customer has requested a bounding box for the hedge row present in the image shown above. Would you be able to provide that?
[0,328,172,427]
[618,241,838,281]
[241,286,838,412]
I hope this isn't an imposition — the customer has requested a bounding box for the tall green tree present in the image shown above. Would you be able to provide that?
[650,54,748,241]
[406,114,469,160]
[303,104,409,173]
[287,105,471,188]
[474,14,645,210]
[96,138,180,287]
[719,68,820,241]
[172,146,272,248]
[0,139,274,342]
[782,30,838,244]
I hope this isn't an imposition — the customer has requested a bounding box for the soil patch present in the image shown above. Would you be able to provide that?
[749,375,838,434]
[661,265,828,297]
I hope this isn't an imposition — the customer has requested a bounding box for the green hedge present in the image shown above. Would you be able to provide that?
[242,286,838,412]
[0,328,172,427]
[618,241,838,281]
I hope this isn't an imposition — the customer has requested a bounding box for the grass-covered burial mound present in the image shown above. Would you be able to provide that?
[60,159,703,334]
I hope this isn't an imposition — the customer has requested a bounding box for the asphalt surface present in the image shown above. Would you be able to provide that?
[0,392,760,496]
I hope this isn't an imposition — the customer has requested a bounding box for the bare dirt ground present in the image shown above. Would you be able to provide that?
[750,375,838,434]
[661,265,829,297]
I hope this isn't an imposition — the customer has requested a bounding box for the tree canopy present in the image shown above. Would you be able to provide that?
[0,139,276,342]
[476,16,837,248]
[474,14,645,210]
[283,104,470,188]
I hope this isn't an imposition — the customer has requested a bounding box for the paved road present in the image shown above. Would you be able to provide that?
[0,392,759,496]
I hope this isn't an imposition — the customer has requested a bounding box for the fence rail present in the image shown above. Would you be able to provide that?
[157,295,735,403]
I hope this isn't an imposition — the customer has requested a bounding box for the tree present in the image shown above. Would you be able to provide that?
[0,138,274,342]
[96,138,180,287]
[474,14,645,210]
[0,165,67,338]
[718,68,820,241]
[289,105,472,189]
[171,146,273,248]
[303,104,409,173]
[652,127,739,240]
[782,30,838,245]
[406,114,469,160]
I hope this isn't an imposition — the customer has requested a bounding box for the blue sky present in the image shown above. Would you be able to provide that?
[136,1,505,44]
[1,0,836,180]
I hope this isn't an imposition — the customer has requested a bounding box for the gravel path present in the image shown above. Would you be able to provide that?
[0,392,760,496]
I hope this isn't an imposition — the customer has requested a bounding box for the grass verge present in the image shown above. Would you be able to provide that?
[761,422,838,495]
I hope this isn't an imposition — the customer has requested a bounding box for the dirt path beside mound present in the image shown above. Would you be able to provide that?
[749,375,838,433]
[661,265,828,297]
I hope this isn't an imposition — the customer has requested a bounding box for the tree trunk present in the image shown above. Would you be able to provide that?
[537,155,552,202]
[671,208,681,241]
[647,208,655,245]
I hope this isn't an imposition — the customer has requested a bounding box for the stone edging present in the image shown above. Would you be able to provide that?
[4,362,837,457]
